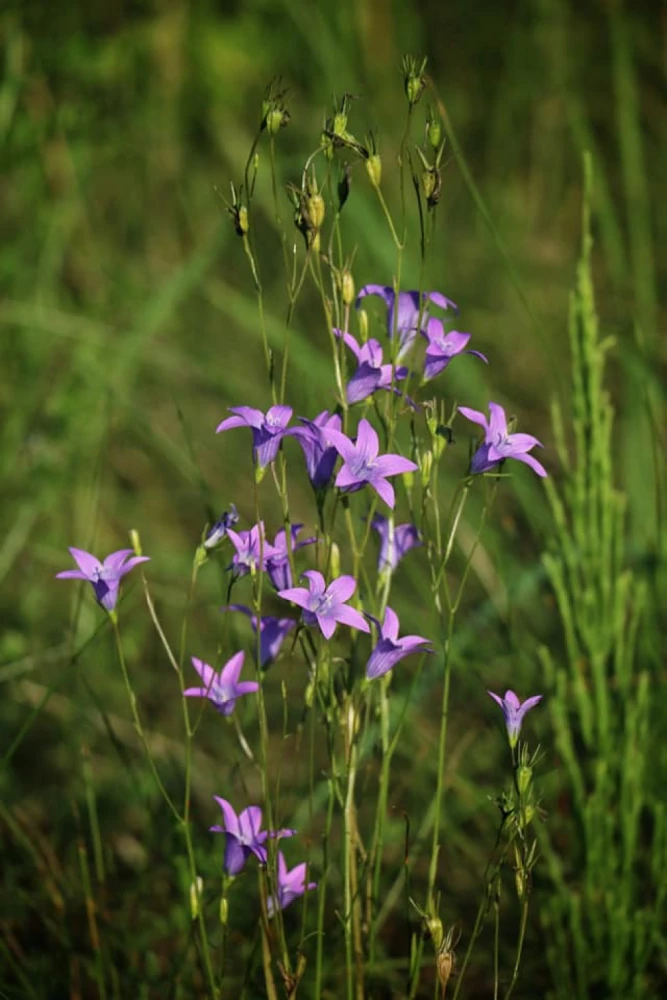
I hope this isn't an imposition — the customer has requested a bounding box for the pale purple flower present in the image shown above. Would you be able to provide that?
[266,525,316,591]
[371,515,421,574]
[488,690,543,747]
[216,405,293,469]
[278,571,370,640]
[56,547,149,613]
[184,653,258,715]
[292,410,342,491]
[326,419,418,508]
[458,402,547,478]
[356,284,458,359]
[221,604,295,667]
[422,318,487,382]
[204,504,239,550]
[226,522,276,578]
[334,329,408,403]
[365,607,433,680]
[210,798,295,876]
[266,851,316,917]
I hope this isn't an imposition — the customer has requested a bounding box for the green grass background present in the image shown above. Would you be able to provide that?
[1,0,665,997]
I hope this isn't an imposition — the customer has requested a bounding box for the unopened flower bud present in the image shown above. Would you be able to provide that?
[341,270,355,306]
[366,153,382,188]
[308,191,325,230]
[262,80,290,135]
[330,542,341,580]
[129,529,143,557]
[190,876,203,920]
[420,450,433,489]
[520,804,535,829]
[358,309,369,342]
[220,895,228,925]
[426,109,442,151]
[265,107,289,135]
[425,915,443,950]
[402,55,428,109]
[333,109,348,136]
[516,763,533,796]
[515,866,527,902]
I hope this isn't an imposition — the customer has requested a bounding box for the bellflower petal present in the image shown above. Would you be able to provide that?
[488,689,542,747]
[56,546,149,613]
[278,572,369,638]
[184,652,258,715]
[459,403,547,478]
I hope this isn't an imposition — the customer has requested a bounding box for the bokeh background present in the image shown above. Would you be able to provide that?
[1,0,665,997]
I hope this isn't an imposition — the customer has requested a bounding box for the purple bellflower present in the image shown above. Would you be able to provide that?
[356,284,458,359]
[226,522,276,578]
[184,653,258,715]
[292,410,342,491]
[334,329,408,403]
[488,690,543,748]
[210,798,296,877]
[326,418,418,508]
[278,571,370,640]
[222,604,295,668]
[371,515,421,574]
[266,525,316,591]
[56,547,149,613]
[365,607,433,680]
[458,402,547,478]
[266,851,317,917]
[216,405,293,469]
[422,318,488,382]
[204,504,240,550]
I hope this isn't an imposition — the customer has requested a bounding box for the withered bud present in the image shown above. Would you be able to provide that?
[423,167,442,208]
[338,164,351,212]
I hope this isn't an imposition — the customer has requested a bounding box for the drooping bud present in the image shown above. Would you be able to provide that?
[401,55,428,109]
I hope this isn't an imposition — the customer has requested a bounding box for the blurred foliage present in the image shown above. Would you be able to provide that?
[0,0,665,997]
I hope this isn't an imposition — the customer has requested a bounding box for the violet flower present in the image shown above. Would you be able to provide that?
[266,851,317,917]
[356,284,458,359]
[184,653,258,715]
[292,410,342,491]
[210,797,295,876]
[216,405,293,469]
[204,504,239,550]
[278,571,370,640]
[458,402,547,478]
[221,604,295,668]
[326,418,418,508]
[365,607,433,680]
[422,318,487,382]
[334,329,408,403]
[266,525,316,591]
[56,547,149,613]
[488,690,543,748]
[226,522,276,578]
[371,515,421,574]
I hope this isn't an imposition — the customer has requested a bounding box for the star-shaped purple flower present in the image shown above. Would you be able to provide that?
[334,329,408,403]
[210,798,296,876]
[458,402,547,478]
[365,607,433,680]
[422,318,487,382]
[278,571,370,640]
[56,547,150,613]
[371,515,421,574]
[291,410,342,491]
[488,690,542,748]
[221,604,295,668]
[216,405,293,469]
[226,522,276,578]
[326,419,418,508]
[356,284,458,359]
[266,525,316,591]
[184,653,258,715]
[266,851,317,917]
